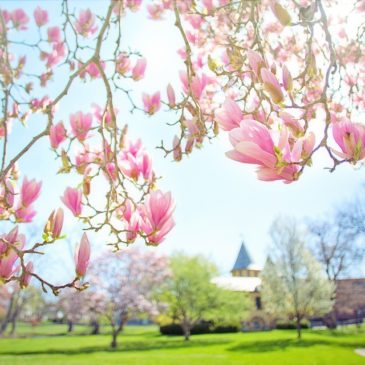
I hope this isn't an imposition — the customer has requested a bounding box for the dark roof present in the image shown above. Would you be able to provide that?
[232,242,252,271]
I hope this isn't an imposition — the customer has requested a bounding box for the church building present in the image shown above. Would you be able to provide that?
[212,241,272,330]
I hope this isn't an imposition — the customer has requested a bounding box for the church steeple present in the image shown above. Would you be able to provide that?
[231,241,260,277]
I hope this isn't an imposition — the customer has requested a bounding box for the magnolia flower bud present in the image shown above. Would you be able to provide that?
[271,3,291,26]
[75,233,90,278]
[20,262,33,288]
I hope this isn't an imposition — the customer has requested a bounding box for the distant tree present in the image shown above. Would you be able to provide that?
[58,288,90,333]
[308,216,364,282]
[161,253,250,340]
[308,198,365,328]
[0,283,44,335]
[261,217,334,339]
[19,286,47,326]
[89,248,170,349]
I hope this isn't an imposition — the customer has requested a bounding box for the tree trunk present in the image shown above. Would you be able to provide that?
[10,315,17,336]
[0,295,15,336]
[91,320,100,335]
[182,323,191,341]
[296,318,302,340]
[0,318,9,336]
[110,314,127,349]
[111,330,118,349]
[325,311,337,329]
[67,320,74,333]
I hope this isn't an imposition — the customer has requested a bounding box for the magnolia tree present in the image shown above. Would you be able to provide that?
[1,0,365,292]
[88,248,170,348]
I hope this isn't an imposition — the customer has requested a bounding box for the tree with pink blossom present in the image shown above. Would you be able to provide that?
[0,0,365,292]
[88,248,170,348]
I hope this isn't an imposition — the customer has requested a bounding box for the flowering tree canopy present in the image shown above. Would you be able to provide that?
[0,0,364,291]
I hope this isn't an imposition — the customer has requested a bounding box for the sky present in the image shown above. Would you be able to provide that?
[2,0,365,281]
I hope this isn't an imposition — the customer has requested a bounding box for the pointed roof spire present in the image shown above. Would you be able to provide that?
[232,241,252,271]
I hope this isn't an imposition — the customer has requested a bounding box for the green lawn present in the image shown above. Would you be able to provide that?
[1,323,365,365]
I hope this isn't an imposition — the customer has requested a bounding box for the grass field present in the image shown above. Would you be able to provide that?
[1,323,365,365]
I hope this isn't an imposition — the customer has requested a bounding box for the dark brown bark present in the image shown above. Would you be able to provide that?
[181,318,191,341]
[110,313,128,349]
[67,320,74,333]
[91,320,100,335]
[296,318,302,339]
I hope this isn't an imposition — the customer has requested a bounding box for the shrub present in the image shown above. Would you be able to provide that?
[275,320,309,330]
[159,322,239,335]
[214,325,240,333]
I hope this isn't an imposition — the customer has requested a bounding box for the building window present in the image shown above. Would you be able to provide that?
[255,296,262,310]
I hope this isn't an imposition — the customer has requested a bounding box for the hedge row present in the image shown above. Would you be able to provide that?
[159,323,240,335]
[275,321,309,330]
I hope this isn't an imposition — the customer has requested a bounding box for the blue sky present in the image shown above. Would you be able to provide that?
[2,1,365,281]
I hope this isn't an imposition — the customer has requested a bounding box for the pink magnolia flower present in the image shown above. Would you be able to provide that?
[11,9,29,30]
[61,187,83,216]
[116,53,131,75]
[43,43,65,68]
[166,84,176,107]
[140,190,175,245]
[21,177,42,207]
[142,92,161,115]
[119,141,154,182]
[132,58,147,80]
[356,0,365,12]
[185,139,194,154]
[45,208,64,239]
[75,147,93,174]
[0,226,19,255]
[0,232,25,280]
[15,206,37,222]
[226,120,300,183]
[301,132,316,160]
[79,62,104,79]
[280,112,304,137]
[119,200,141,243]
[179,71,212,99]
[186,14,203,29]
[118,199,133,222]
[332,121,365,162]
[30,96,51,111]
[1,10,11,24]
[173,136,182,161]
[147,4,164,20]
[70,111,92,141]
[202,0,214,13]
[20,261,33,288]
[105,162,117,181]
[92,103,117,126]
[261,68,284,104]
[126,0,143,12]
[216,98,243,131]
[282,65,293,92]
[75,233,90,278]
[247,50,265,78]
[126,213,140,243]
[75,9,97,37]
[50,121,67,149]
[47,26,61,43]
[0,250,19,279]
[33,7,48,27]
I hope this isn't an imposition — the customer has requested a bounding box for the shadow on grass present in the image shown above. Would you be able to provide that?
[3,328,159,340]
[228,337,365,353]
[0,338,230,356]
[308,328,365,338]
